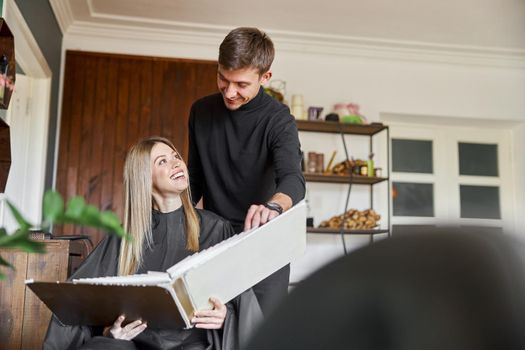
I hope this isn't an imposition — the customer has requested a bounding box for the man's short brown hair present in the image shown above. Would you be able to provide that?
[219,27,275,75]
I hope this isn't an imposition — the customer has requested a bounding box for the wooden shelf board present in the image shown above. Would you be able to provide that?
[307,228,390,235]
[296,120,387,135]
[304,173,388,185]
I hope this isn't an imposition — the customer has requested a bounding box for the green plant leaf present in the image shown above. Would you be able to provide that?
[0,255,13,268]
[64,196,86,220]
[43,191,64,224]
[99,211,128,239]
[5,200,31,231]
[81,205,102,227]
[99,211,120,227]
[0,230,46,253]
[0,228,46,253]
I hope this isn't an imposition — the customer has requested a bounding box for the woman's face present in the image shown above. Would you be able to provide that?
[150,142,189,197]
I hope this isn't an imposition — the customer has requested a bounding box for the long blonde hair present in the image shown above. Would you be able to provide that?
[118,136,200,276]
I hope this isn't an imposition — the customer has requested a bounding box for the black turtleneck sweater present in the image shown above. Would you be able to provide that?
[188,86,305,233]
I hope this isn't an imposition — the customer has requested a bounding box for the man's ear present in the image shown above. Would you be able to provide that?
[260,71,272,85]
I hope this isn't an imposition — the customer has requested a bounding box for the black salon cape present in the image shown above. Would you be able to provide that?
[43,208,263,350]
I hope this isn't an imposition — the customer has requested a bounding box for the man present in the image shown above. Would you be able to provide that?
[188,27,305,316]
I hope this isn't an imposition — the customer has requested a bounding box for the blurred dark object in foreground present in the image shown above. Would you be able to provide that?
[246,229,525,350]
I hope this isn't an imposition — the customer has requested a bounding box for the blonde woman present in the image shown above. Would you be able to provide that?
[44,137,261,350]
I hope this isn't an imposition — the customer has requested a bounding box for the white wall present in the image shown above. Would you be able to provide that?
[274,53,525,121]
[63,28,525,281]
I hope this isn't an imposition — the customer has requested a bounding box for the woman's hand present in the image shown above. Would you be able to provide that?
[104,315,147,340]
[192,297,227,329]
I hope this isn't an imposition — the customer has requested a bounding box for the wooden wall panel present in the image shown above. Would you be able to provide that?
[55,51,218,244]
[100,58,119,213]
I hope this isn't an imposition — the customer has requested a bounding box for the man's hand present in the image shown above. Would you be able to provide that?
[192,297,227,329]
[104,315,147,340]
[244,204,280,231]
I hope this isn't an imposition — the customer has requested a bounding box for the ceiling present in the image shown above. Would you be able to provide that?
[62,0,525,52]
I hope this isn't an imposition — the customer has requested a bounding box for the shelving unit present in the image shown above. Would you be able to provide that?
[296,119,390,250]
[304,173,387,185]
[296,120,387,135]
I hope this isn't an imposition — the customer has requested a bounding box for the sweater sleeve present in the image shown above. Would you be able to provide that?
[268,109,306,205]
[188,106,204,205]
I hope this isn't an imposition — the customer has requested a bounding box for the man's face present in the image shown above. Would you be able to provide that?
[217,65,271,111]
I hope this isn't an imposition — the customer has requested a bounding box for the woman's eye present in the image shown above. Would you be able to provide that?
[159,159,166,165]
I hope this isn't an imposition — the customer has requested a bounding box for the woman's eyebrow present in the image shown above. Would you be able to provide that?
[153,154,167,163]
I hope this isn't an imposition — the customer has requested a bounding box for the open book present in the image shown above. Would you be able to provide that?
[26,202,306,329]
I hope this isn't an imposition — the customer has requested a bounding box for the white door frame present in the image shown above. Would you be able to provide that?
[1,0,52,228]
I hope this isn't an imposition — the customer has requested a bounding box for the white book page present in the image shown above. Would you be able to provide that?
[167,227,257,278]
[167,203,304,278]
[73,271,171,286]
[183,201,307,309]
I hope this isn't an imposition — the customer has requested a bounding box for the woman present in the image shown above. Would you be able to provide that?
[44,136,262,350]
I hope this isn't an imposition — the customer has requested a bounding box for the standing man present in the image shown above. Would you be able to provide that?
[188,27,305,316]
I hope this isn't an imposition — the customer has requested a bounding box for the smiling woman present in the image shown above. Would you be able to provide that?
[44,136,262,350]
[119,136,201,276]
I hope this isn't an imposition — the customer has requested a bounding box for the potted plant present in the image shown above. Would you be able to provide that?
[0,190,128,279]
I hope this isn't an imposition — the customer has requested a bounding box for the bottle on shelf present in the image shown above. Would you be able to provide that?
[367,153,375,177]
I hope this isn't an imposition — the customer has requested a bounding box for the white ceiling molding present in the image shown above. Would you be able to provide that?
[49,0,75,34]
[64,20,525,70]
[67,21,225,46]
[271,30,525,69]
